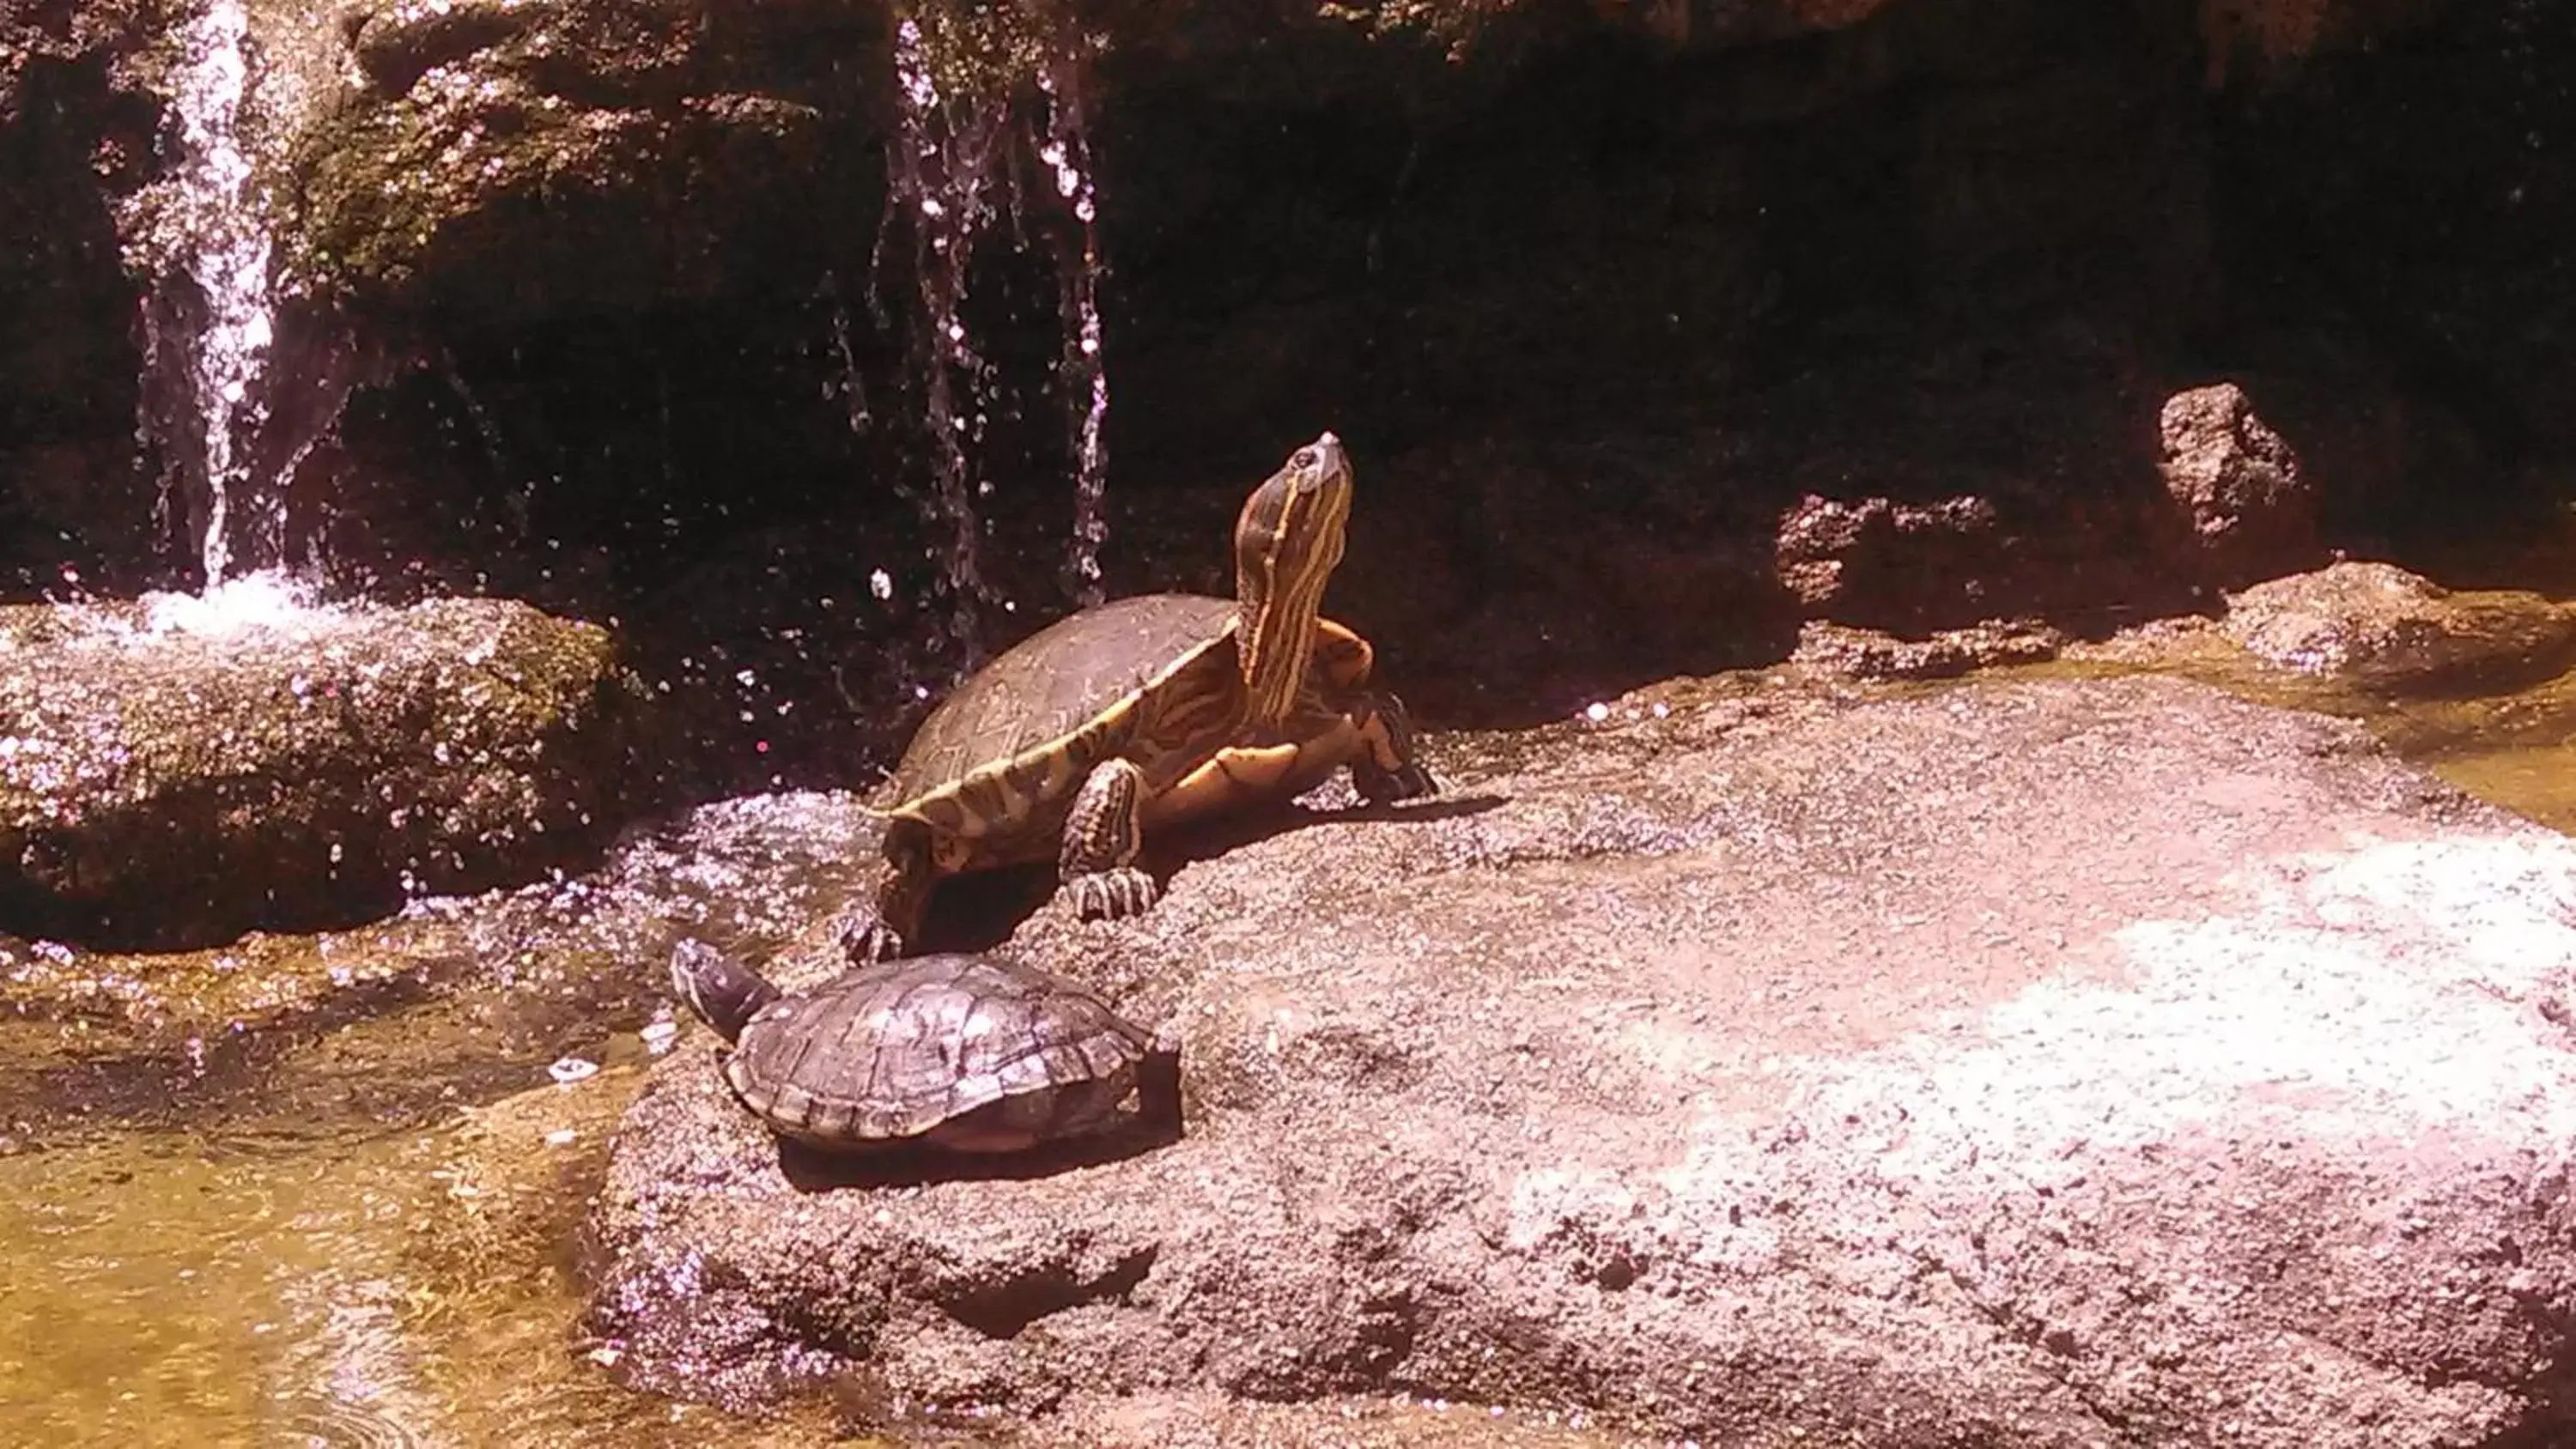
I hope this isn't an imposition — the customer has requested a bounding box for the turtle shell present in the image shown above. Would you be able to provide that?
[885,591,1241,809]
[723,952,1157,1151]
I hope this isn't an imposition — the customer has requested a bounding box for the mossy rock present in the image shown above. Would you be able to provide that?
[283,0,877,317]
[0,595,654,950]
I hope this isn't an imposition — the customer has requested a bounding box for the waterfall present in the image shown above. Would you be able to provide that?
[876,13,1119,668]
[157,0,278,591]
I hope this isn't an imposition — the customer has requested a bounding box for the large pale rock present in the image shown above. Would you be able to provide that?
[585,673,2576,1445]
[0,593,647,949]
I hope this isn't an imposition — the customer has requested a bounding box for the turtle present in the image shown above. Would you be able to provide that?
[849,429,1439,961]
[667,935,1182,1154]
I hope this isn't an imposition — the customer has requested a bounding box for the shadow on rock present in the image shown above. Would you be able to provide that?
[775,1109,1188,1195]
[890,789,1511,959]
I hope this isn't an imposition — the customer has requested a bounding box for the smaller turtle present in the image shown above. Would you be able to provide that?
[668,937,1182,1155]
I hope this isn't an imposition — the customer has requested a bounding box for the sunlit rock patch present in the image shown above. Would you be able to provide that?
[2221,560,2576,697]
[587,672,2576,1445]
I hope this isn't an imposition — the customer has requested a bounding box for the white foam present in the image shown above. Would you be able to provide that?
[137,568,339,640]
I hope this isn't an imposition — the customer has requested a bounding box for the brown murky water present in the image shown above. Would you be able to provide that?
[7,621,2575,1447]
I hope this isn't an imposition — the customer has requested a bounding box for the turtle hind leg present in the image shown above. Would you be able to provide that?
[1059,757,1161,922]
[1350,689,1439,803]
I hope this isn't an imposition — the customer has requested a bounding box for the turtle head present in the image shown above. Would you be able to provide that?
[1233,431,1353,726]
[668,937,783,1046]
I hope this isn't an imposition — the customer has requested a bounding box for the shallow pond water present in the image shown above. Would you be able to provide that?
[10,623,2576,1446]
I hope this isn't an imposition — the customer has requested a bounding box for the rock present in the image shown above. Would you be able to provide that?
[1788,616,2064,681]
[2157,382,2319,586]
[1769,489,2110,634]
[2221,560,2576,694]
[585,672,2576,1446]
[1775,495,1988,615]
[0,4,166,591]
[286,0,882,320]
[0,593,649,950]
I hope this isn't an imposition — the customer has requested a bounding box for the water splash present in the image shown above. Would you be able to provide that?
[822,275,873,437]
[160,0,277,590]
[137,569,335,640]
[2497,0,2556,212]
[441,352,530,543]
[884,17,1009,667]
[1036,55,1112,609]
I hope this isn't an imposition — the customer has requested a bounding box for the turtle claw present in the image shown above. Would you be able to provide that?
[1066,866,1159,923]
[1352,690,1438,804]
[1357,757,1439,804]
[833,905,906,965]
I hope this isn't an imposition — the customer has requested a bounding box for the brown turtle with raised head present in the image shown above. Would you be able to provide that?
[849,431,1437,961]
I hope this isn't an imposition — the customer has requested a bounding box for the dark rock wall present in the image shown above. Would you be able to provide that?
[2,0,2569,791]
[2207,0,2576,551]
[0,13,169,590]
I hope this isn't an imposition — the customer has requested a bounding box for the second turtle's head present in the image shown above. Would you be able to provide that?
[669,937,779,1046]
[1233,432,1353,724]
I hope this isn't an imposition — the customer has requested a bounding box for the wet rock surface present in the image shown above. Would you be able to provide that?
[0,785,879,1153]
[2221,560,2576,696]
[0,594,648,950]
[586,671,2576,1446]
[7,0,2573,694]
[1786,617,2066,681]
[35,0,2508,771]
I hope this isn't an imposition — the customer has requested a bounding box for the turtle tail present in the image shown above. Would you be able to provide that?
[668,938,784,1045]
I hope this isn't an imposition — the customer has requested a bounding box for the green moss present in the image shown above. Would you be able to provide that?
[287,83,604,296]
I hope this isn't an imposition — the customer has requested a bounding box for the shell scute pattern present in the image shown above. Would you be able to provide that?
[885,596,1249,852]
[723,953,1154,1143]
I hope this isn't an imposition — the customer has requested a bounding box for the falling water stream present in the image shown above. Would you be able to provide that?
[131,0,371,640]
[1037,53,1115,609]
[881,16,1011,668]
[161,0,272,592]
[876,14,1117,664]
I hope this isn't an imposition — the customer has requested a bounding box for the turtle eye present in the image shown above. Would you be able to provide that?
[1291,447,1318,473]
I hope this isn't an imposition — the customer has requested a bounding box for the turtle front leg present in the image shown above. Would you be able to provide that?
[1059,758,1161,922]
[1348,689,1440,803]
[843,822,936,962]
